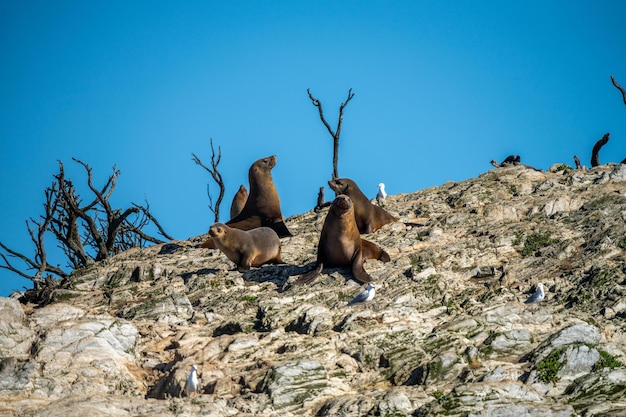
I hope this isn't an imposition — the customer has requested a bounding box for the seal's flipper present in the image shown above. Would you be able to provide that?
[226,215,263,231]
[295,262,323,285]
[351,253,374,284]
[360,239,390,262]
[269,220,293,238]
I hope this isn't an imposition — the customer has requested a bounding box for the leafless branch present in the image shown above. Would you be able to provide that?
[132,202,174,241]
[307,88,354,179]
[192,138,225,222]
[1,158,172,289]
[611,76,626,106]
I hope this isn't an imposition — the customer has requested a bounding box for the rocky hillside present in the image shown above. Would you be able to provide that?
[2,163,626,417]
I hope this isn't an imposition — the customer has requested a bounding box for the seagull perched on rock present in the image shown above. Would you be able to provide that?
[376,183,387,204]
[184,364,199,397]
[348,283,376,307]
[524,283,545,304]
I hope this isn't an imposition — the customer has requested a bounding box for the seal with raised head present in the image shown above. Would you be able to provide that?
[209,223,282,272]
[200,155,292,248]
[328,178,397,234]
[229,184,249,220]
[295,194,390,285]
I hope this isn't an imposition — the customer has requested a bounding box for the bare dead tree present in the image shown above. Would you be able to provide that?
[192,138,225,222]
[591,133,610,167]
[611,76,626,106]
[0,159,171,286]
[307,88,355,179]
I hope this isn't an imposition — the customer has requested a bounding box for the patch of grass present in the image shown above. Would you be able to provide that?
[518,232,560,257]
[465,330,481,340]
[537,348,566,384]
[433,390,444,399]
[596,348,624,370]
[241,295,258,304]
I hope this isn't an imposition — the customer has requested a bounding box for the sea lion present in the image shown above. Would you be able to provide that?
[295,194,390,285]
[200,155,292,248]
[209,223,282,272]
[328,178,397,234]
[230,185,249,220]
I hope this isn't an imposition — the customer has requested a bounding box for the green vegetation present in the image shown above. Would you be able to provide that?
[433,390,444,399]
[514,232,561,257]
[465,330,481,340]
[596,348,625,370]
[242,294,258,303]
[537,348,566,384]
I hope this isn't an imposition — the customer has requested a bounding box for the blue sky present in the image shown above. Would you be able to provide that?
[1,1,625,296]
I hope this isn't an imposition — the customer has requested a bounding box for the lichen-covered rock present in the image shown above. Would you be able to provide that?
[567,368,626,415]
[414,382,576,416]
[261,359,330,409]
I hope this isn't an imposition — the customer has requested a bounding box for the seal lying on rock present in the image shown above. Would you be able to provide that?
[209,223,282,272]
[200,155,292,248]
[296,195,390,285]
[328,178,397,234]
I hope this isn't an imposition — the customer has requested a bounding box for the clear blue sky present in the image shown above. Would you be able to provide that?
[1,1,625,296]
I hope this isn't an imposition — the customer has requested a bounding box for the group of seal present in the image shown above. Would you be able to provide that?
[328,178,398,234]
[199,155,397,285]
[199,155,292,250]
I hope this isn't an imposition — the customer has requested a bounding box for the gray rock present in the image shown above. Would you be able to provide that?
[262,360,329,409]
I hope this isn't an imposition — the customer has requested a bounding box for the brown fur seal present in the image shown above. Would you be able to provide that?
[295,194,390,285]
[230,185,249,220]
[328,178,397,234]
[200,155,292,248]
[209,223,282,272]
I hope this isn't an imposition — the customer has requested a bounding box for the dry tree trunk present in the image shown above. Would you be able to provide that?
[314,186,330,212]
[574,155,582,169]
[591,133,610,168]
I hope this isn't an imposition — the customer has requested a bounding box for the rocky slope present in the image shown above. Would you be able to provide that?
[1,163,626,417]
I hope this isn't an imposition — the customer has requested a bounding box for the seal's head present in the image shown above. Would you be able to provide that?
[331,194,353,214]
[209,223,227,238]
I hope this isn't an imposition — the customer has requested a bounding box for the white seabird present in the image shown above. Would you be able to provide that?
[348,284,376,306]
[184,364,199,396]
[524,283,545,304]
[376,183,387,203]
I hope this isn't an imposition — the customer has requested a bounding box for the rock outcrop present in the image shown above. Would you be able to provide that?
[1,163,626,416]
